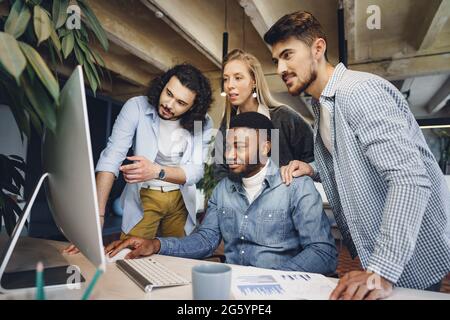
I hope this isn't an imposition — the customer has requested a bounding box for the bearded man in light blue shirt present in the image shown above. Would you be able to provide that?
[64,64,213,254]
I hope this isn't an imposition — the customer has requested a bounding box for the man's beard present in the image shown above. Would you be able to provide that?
[290,65,317,96]
[158,105,179,120]
[227,163,261,183]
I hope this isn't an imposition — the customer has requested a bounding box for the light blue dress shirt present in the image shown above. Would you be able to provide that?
[95,96,213,234]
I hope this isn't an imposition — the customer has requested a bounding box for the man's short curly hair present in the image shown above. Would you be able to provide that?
[147,64,213,134]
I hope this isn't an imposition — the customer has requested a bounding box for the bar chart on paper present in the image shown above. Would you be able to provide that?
[234,275,286,299]
[237,284,285,296]
[232,271,336,300]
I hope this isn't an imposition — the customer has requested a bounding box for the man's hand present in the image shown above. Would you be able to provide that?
[329,271,393,300]
[105,237,161,259]
[62,216,105,255]
[280,160,314,185]
[120,156,161,184]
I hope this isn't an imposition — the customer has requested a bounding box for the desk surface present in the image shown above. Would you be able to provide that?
[0,237,449,300]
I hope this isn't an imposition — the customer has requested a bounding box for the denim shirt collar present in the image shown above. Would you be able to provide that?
[228,159,282,193]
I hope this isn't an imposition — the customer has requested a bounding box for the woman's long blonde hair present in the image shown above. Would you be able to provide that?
[222,49,283,128]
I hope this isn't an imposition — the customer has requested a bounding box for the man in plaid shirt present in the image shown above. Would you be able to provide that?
[264,11,450,299]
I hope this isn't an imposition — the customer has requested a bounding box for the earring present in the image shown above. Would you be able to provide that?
[252,87,257,98]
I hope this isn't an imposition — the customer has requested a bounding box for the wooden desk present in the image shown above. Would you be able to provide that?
[0,237,449,300]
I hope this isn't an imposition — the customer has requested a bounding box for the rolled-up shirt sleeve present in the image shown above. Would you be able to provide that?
[95,98,139,177]
[309,161,321,182]
[279,176,338,274]
[158,184,222,258]
[348,80,431,284]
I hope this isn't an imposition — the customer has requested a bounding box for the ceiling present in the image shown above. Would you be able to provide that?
[82,0,450,125]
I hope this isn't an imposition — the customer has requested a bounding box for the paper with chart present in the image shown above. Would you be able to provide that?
[231,270,337,300]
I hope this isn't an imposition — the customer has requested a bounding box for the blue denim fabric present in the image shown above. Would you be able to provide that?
[159,160,338,275]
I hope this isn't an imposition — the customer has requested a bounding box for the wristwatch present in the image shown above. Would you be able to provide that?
[158,168,166,180]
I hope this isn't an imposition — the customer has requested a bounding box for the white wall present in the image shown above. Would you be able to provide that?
[0,104,28,227]
[0,104,27,159]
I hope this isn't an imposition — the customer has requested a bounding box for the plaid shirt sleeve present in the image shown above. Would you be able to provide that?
[309,161,321,182]
[346,79,432,284]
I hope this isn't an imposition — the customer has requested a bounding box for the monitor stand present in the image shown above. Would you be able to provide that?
[0,173,85,293]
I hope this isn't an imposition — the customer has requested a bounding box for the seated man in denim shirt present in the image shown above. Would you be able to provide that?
[106,112,338,274]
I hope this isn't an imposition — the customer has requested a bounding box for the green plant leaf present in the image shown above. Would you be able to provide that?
[57,26,69,37]
[77,36,102,83]
[24,60,36,83]
[83,59,98,93]
[73,41,85,65]
[52,0,68,28]
[77,0,109,51]
[33,5,52,45]
[22,94,43,136]
[77,24,89,41]
[1,182,20,195]
[7,95,30,140]
[91,48,105,67]
[8,155,24,162]
[19,41,60,102]
[5,0,31,39]
[26,0,42,5]
[76,36,93,59]
[7,156,26,173]
[21,73,57,133]
[80,40,106,79]
[0,32,27,83]
[11,166,25,189]
[8,196,23,217]
[61,31,74,59]
[50,27,61,53]
[48,35,62,64]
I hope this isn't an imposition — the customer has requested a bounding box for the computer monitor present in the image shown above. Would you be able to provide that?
[0,65,106,292]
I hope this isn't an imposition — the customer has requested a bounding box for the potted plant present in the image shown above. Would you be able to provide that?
[196,137,219,220]
[0,0,109,235]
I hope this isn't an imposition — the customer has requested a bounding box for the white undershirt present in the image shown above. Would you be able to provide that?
[242,160,270,204]
[237,103,271,119]
[320,105,332,153]
[147,118,187,188]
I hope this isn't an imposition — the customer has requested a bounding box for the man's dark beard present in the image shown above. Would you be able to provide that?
[291,66,317,96]
[227,163,261,183]
[158,110,177,120]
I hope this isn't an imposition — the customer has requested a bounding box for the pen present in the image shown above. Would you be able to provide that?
[81,268,104,300]
[35,262,46,300]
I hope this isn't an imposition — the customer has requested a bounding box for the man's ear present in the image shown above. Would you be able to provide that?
[312,38,327,60]
[262,141,271,157]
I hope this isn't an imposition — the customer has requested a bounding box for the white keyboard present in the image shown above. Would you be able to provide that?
[116,258,190,292]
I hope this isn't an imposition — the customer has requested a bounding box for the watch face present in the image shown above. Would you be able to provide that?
[159,169,165,179]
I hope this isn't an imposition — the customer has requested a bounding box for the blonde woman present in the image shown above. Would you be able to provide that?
[213,48,314,181]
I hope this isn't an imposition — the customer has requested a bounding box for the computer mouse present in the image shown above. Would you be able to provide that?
[106,248,132,263]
